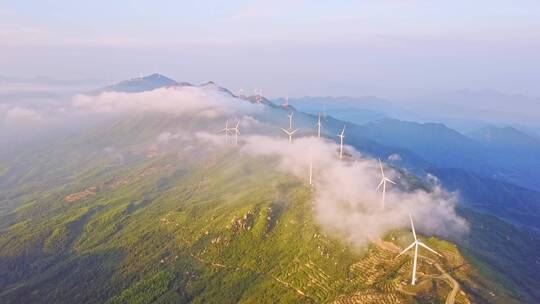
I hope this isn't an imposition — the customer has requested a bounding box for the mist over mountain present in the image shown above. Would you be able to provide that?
[289,90,540,136]
[467,125,540,149]
[404,89,540,127]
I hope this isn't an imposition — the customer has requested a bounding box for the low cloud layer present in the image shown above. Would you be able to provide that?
[0,105,42,123]
[73,86,259,118]
[240,135,468,246]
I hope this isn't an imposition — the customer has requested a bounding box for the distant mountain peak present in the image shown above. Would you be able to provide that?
[198,81,235,97]
[468,125,540,148]
[100,73,178,93]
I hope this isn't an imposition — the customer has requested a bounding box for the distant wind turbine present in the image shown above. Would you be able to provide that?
[376,158,396,210]
[316,113,322,138]
[219,120,231,144]
[281,112,298,142]
[397,214,442,285]
[230,121,240,145]
[338,126,346,159]
[281,128,298,143]
[287,112,294,130]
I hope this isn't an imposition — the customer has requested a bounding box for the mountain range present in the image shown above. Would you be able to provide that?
[1,74,539,303]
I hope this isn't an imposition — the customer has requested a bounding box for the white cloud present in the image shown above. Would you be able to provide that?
[73,86,260,118]
[240,135,468,246]
[388,153,401,162]
[2,106,42,123]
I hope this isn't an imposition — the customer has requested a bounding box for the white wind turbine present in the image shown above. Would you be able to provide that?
[219,120,231,144]
[338,126,346,159]
[281,112,298,143]
[376,158,396,210]
[398,214,442,285]
[287,112,294,129]
[316,113,322,138]
[230,121,240,145]
[281,128,298,143]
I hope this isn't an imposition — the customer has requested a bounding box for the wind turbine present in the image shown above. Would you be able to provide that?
[219,120,231,144]
[281,112,298,142]
[287,112,294,130]
[316,113,322,138]
[281,128,298,143]
[397,214,442,285]
[376,158,396,210]
[338,126,346,159]
[230,121,240,145]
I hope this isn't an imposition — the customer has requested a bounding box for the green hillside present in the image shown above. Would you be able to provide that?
[0,114,529,303]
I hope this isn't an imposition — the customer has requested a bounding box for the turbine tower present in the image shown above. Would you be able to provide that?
[230,121,240,145]
[287,112,294,130]
[316,113,322,138]
[397,214,442,285]
[376,158,396,210]
[338,126,346,159]
[309,156,313,186]
[219,120,231,144]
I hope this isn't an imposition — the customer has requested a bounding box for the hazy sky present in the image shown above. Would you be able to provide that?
[1,0,539,97]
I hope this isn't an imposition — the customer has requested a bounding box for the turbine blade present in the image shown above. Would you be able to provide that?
[291,129,299,134]
[386,178,396,185]
[418,242,442,257]
[397,242,415,257]
[281,128,289,134]
[378,158,385,177]
[376,179,384,191]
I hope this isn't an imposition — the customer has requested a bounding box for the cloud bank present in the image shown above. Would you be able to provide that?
[73,86,259,118]
[240,135,468,246]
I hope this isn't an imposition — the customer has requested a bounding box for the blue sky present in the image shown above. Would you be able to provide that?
[1,0,539,97]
